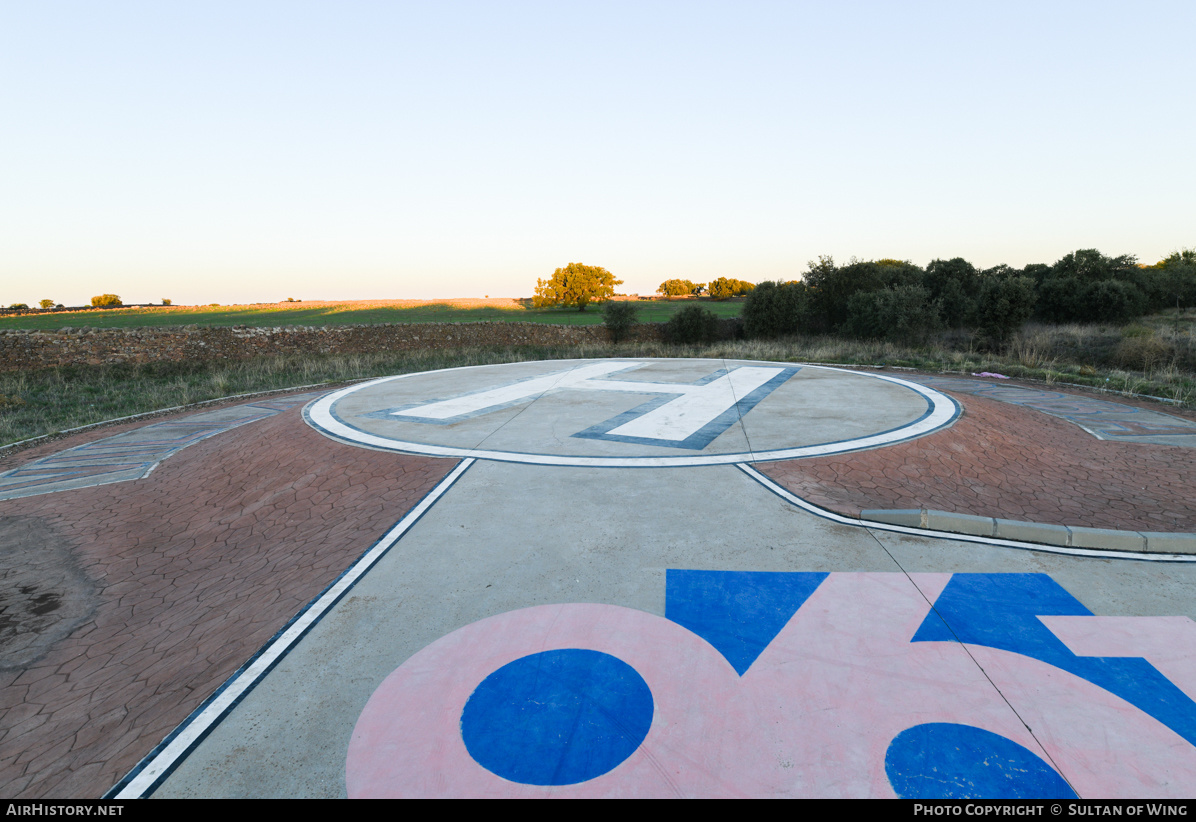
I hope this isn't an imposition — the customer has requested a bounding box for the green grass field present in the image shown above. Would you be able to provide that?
[0,297,745,331]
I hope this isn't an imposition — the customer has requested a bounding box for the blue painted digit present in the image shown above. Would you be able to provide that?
[665,569,827,675]
[885,723,1077,799]
[460,649,654,786]
[913,574,1196,748]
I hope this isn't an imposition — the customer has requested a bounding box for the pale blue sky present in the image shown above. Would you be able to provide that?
[2,1,1193,306]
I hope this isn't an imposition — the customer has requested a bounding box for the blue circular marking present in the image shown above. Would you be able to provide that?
[460,649,654,786]
[885,723,1077,799]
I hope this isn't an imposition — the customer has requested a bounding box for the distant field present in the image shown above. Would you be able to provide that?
[0,297,745,331]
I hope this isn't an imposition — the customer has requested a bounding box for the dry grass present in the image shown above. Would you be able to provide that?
[4,313,1195,448]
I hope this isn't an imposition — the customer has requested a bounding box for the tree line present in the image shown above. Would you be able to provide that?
[532,249,1194,346]
[657,278,755,299]
[742,249,1196,346]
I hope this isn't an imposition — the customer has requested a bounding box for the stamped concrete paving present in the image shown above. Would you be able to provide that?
[0,404,453,798]
[759,380,1196,532]
[3,361,1196,798]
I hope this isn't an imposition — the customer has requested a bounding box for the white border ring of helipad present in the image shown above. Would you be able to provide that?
[303,359,961,468]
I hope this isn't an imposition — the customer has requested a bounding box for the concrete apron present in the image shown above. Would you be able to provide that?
[116,359,1196,799]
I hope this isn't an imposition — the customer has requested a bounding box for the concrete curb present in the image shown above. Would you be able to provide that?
[860,509,1196,555]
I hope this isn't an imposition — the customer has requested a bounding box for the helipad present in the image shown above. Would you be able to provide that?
[304,358,960,466]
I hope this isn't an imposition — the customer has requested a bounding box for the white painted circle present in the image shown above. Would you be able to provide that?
[304,359,960,467]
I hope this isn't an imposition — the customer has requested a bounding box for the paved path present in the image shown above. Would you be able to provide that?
[0,393,327,501]
[901,374,1196,447]
[2,360,1195,799]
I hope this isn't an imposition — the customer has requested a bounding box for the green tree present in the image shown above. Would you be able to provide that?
[602,299,639,342]
[742,281,809,338]
[1158,248,1196,268]
[1145,249,1196,308]
[841,284,942,344]
[707,277,755,300]
[1033,249,1151,322]
[803,256,923,332]
[1051,249,1138,282]
[975,274,1036,346]
[923,258,980,328]
[534,263,622,311]
[39,299,55,309]
[91,294,122,307]
[708,278,732,300]
[658,278,699,297]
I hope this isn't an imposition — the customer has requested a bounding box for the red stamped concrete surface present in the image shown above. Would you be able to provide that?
[759,387,1196,533]
[0,407,455,799]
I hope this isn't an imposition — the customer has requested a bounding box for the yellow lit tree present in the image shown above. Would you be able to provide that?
[534,263,622,312]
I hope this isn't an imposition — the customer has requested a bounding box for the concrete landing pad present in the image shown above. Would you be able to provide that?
[304,359,959,466]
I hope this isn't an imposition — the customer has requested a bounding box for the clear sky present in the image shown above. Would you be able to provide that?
[2,1,1193,306]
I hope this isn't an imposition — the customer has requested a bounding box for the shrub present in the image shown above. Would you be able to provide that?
[39,299,54,309]
[742,281,809,338]
[1082,280,1146,323]
[91,294,122,307]
[8,303,29,310]
[663,304,718,344]
[1035,276,1082,323]
[841,285,943,344]
[1114,331,1173,371]
[602,300,639,342]
[976,275,1036,346]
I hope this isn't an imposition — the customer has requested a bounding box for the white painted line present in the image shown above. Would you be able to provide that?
[306,361,960,467]
[111,458,476,799]
[735,463,1196,564]
[393,361,634,420]
[608,366,781,441]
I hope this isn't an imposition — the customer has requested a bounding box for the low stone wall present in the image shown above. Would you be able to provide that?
[0,321,701,371]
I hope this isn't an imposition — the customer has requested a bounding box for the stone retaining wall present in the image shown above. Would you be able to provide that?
[0,320,742,371]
